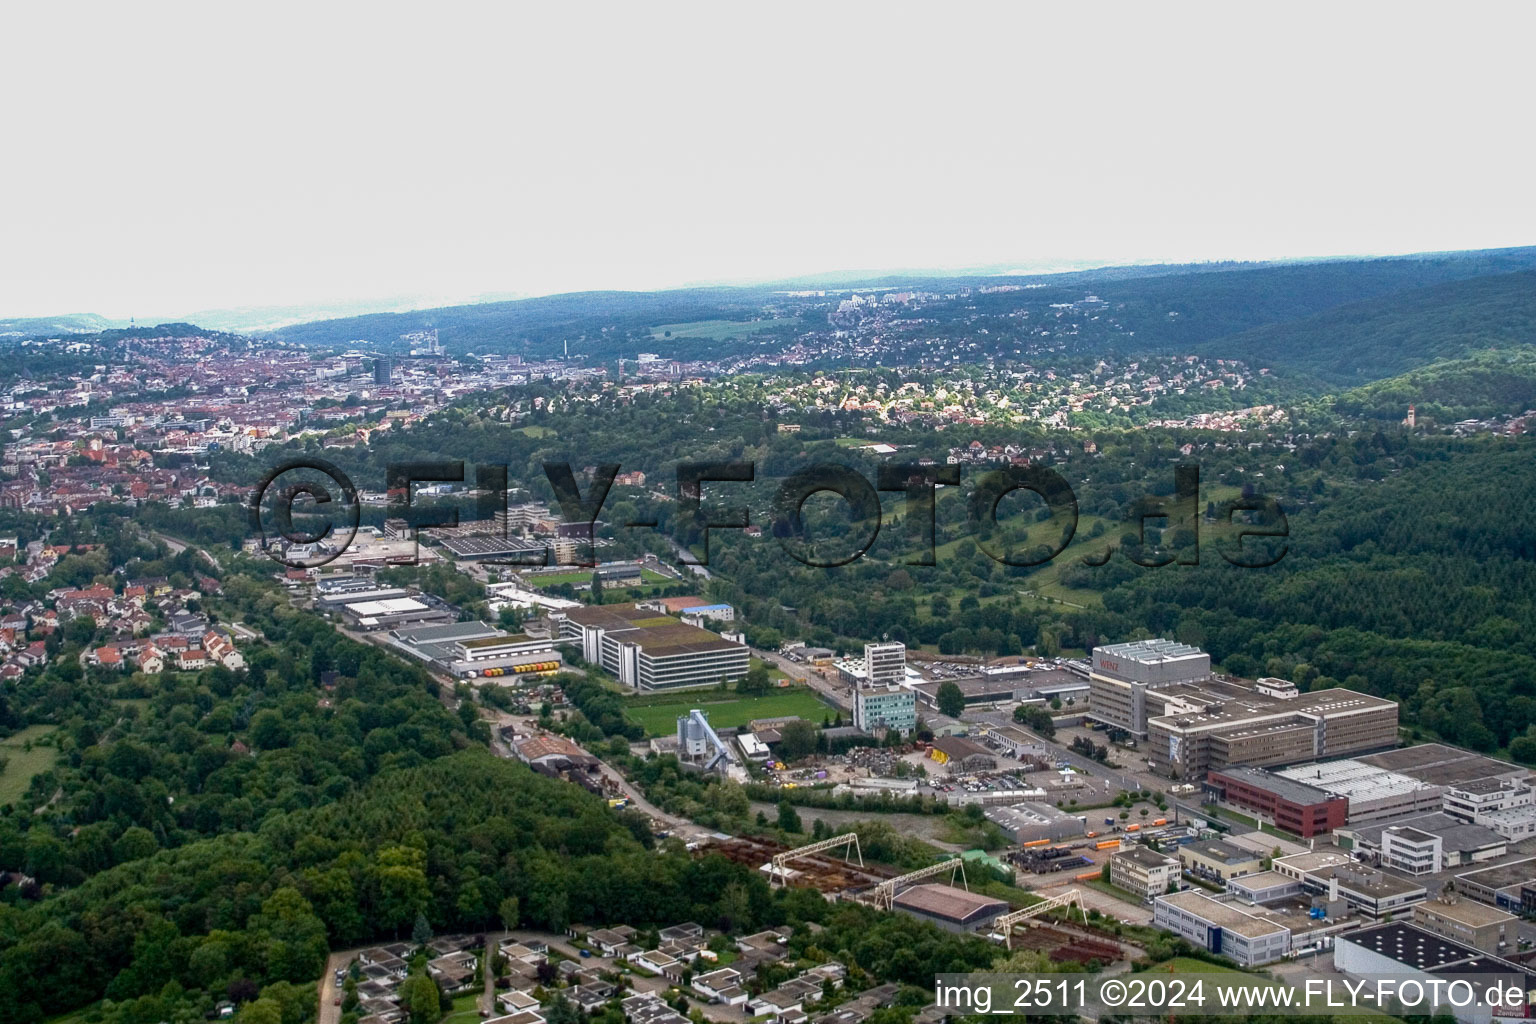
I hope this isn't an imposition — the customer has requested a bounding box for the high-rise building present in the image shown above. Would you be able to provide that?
[373,358,393,385]
[864,641,906,687]
[855,641,914,734]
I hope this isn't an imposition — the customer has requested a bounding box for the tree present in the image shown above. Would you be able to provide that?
[590,572,603,605]
[935,681,966,718]
[498,896,520,932]
[412,911,434,946]
[398,975,443,1024]
[777,720,817,761]
[776,800,802,833]
[737,664,772,696]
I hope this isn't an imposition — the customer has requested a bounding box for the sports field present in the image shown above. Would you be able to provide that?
[624,688,835,736]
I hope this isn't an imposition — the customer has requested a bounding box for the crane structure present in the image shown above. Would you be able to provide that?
[991,889,1087,947]
[768,832,864,887]
[868,856,968,910]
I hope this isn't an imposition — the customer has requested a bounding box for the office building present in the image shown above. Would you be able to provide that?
[373,358,392,385]
[864,642,906,687]
[1110,846,1181,900]
[1413,896,1515,955]
[854,684,916,734]
[1205,766,1349,837]
[1147,686,1399,779]
[558,602,748,691]
[1337,813,1506,873]
[1178,838,1264,883]
[1086,639,1210,736]
[1153,890,1292,967]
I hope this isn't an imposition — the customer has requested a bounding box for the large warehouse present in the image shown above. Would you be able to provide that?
[559,602,749,691]
[891,884,1008,933]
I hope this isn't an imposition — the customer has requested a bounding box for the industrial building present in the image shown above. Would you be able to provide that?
[1336,813,1506,874]
[927,736,997,773]
[558,602,749,691]
[1412,895,1516,955]
[1110,846,1181,900]
[982,802,1086,844]
[1274,852,1427,920]
[1453,858,1536,913]
[1086,638,1210,736]
[384,620,564,679]
[1359,744,1528,789]
[1333,922,1536,1024]
[1153,890,1293,967]
[1204,766,1349,837]
[890,884,1008,933]
[1178,838,1264,883]
[338,595,459,631]
[1275,760,1443,823]
[1146,684,1399,779]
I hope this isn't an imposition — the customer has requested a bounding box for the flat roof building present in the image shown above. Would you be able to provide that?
[1154,890,1292,967]
[1336,813,1506,874]
[1110,846,1181,900]
[1087,639,1209,736]
[1275,759,1442,823]
[559,603,748,691]
[1179,838,1264,883]
[1147,685,1399,780]
[1205,766,1349,837]
[1413,896,1516,955]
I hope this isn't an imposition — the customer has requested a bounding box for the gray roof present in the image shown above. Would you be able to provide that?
[1210,764,1336,806]
[1347,812,1505,855]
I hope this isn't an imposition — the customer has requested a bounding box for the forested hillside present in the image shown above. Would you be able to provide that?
[1063,440,1536,755]
[266,248,1536,365]
[1332,349,1536,422]
[1198,271,1536,384]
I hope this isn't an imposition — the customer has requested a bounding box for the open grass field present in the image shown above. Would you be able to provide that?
[650,317,799,341]
[525,567,671,589]
[624,687,835,736]
[0,725,61,805]
[518,425,556,438]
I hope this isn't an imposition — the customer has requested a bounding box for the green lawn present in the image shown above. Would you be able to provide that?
[0,725,60,806]
[624,688,836,736]
[439,992,483,1024]
[650,317,799,341]
[526,568,671,589]
[518,425,556,438]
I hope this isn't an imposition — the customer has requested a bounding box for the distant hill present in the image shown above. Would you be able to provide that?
[0,313,122,337]
[267,246,1536,360]
[1333,348,1536,422]
[1197,270,1536,385]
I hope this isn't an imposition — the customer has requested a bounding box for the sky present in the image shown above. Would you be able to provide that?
[3,2,1535,321]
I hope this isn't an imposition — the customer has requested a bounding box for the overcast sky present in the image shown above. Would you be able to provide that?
[3,2,1534,320]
